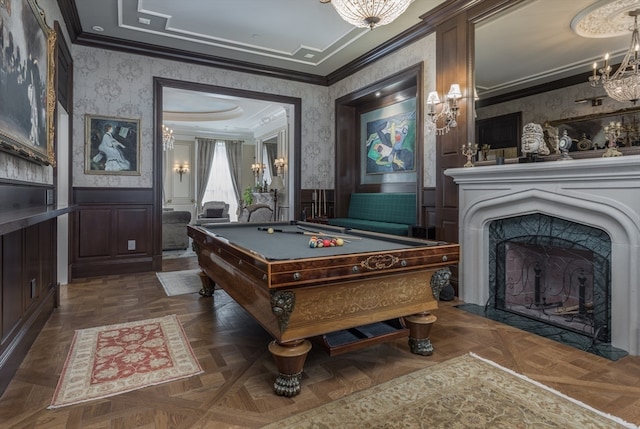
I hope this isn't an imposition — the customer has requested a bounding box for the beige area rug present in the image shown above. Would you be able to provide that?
[49,314,203,409]
[156,269,203,296]
[265,353,637,429]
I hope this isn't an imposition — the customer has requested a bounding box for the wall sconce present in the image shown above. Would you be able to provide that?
[274,158,286,175]
[251,162,263,177]
[175,165,188,182]
[426,84,462,135]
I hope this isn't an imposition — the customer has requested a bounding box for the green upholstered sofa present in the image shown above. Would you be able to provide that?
[327,192,416,236]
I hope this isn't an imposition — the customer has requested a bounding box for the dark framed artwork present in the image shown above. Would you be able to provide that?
[360,97,416,184]
[85,115,141,175]
[476,111,522,159]
[0,0,56,165]
[547,107,640,150]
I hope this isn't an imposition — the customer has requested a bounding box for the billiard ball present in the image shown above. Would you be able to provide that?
[267,227,274,234]
[335,238,344,246]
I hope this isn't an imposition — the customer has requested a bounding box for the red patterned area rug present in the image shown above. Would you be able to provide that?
[49,314,203,409]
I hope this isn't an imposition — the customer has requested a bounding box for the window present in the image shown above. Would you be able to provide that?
[262,145,273,186]
[202,141,239,221]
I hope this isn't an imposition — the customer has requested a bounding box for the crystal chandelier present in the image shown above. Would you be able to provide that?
[162,124,175,151]
[589,10,640,104]
[320,0,414,29]
[426,84,462,135]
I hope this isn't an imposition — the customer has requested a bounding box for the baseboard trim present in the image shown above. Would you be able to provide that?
[0,286,56,396]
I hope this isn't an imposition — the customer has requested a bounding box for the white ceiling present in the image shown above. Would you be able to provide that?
[162,87,288,138]
[69,0,637,133]
[475,0,635,100]
[76,0,445,76]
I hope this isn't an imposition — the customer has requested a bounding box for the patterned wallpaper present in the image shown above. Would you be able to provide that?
[71,47,324,189]
[329,35,437,187]
[2,0,438,189]
[71,33,438,190]
[3,1,631,191]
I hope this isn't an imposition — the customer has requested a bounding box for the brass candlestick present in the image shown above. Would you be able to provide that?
[481,144,491,161]
[461,143,479,167]
[603,122,623,158]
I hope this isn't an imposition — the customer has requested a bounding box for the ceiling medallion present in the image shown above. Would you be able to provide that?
[320,0,414,29]
[572,0,640,38]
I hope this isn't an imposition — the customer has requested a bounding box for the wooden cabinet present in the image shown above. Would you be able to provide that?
[0,202,62,395]
[2,230,23,344]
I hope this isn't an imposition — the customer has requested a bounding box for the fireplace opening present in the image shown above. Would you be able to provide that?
[495,239,609,342]
[458,213,629,359]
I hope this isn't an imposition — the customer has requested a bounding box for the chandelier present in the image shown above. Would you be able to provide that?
[589,10,640,104]
[320,0,414,29]
[162,124,175,151]
[426,84,462,135]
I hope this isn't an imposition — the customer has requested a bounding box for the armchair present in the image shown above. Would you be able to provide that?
[198,201,230,225]
[238,204,273,223]
[162,210,192,250]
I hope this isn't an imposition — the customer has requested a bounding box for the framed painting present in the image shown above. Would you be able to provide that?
[0,0,56,165]
[85,115,141,175]
[360,98,417,185]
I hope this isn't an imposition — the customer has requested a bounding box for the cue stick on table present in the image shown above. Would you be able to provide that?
[296,225,359,240]
[295,225,359,242]
[257,227,359,240]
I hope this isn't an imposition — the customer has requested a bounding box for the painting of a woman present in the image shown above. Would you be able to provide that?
[92,124,130,171]
[85,115,140,175]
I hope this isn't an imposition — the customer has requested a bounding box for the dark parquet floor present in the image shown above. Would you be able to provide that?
[1,255,639,428]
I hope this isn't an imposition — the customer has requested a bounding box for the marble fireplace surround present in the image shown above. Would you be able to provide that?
[445,156,640,355]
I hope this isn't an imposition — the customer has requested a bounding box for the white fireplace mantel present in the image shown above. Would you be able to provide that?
[445,155,640,355]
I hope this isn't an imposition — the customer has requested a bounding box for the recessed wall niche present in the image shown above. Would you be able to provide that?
[333,63,424,222]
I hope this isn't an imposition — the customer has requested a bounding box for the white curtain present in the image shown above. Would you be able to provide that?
[195,137,216,214]
[225,139,243,207]
[201,142,239,221]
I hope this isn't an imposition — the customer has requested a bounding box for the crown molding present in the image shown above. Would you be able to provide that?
[57,0,522,87]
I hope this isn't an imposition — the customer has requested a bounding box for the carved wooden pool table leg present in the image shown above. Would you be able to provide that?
[404,312,438,356]
[268,339,312,397]
[197,271,215,297]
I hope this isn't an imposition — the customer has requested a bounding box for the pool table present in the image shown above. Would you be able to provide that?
[187,221,459,396]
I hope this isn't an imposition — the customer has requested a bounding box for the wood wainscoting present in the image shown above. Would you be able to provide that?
[71,187,157,279]
[0,183,63,396]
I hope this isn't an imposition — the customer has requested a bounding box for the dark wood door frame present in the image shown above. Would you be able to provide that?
[152,78,302,269]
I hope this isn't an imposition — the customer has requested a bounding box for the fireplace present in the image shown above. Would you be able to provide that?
[445,156,640,355]
[490,214,610,343]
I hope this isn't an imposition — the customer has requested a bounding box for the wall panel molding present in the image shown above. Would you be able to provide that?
[71,188,156,279]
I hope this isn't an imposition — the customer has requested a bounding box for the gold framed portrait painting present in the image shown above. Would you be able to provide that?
[0,0,56,165]
[84,115,141,175]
